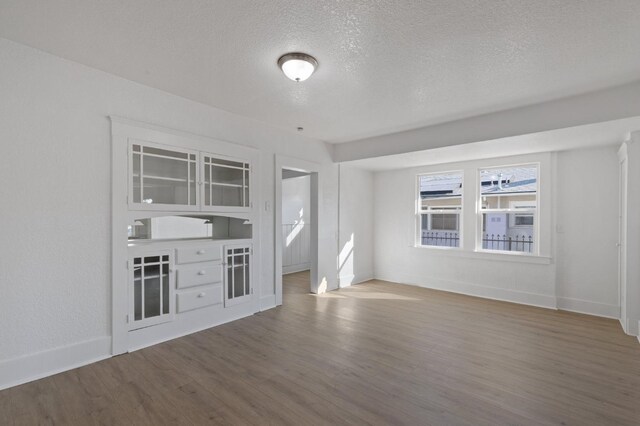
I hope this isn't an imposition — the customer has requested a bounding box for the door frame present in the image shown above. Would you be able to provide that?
[275,154,320,304]
[618,143,628,332]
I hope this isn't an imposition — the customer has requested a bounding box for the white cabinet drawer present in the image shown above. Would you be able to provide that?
[176,264,222,289]
[177,284,223,313]
[176,246,221,264]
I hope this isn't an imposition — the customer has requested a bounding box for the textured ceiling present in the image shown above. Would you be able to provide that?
[1,1,639,143]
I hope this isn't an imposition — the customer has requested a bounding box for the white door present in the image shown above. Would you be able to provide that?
[224,244,252,307]
[129,251,175,330]
[618,156,627,332]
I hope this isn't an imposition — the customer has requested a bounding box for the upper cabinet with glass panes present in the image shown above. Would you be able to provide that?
[129,142,251,212]
[130,142,198,210]
[202,154,250,211]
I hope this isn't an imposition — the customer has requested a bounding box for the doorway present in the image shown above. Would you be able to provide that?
[274,155,320,305]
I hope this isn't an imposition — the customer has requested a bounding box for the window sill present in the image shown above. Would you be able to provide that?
[413,245,551,265]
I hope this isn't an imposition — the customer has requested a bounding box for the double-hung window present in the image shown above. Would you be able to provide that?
[417,172,463,248]
[479,165,538,254]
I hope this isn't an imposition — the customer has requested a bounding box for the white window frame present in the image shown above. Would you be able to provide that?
[416,171,463,249]
[477,163,539,255]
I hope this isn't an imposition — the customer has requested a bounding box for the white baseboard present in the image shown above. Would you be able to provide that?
[0,336,111,391]
[375,271,557,310]
[283,264,311,274]
[556,297,620,319]
[260,294,276,311]
[339,272,374,288]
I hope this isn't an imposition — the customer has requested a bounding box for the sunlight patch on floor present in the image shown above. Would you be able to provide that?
[312,290,420,301]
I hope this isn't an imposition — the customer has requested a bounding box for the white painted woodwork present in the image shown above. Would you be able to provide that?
[201,152,251,212]
[224,244,252,308]
[129,141,199,211]
[176,245,222,264]
[114,118,263,353]
[176,284,223,313]
[176,264,223,289]
[128,251,174,331]
[617,137,640,336]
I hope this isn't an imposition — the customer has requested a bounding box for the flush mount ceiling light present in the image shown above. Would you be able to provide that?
[277,52,318,82]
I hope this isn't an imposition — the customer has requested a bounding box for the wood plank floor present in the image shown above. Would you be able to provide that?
[2,271,639,425]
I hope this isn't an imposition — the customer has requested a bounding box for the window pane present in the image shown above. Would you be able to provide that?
[480,166,537,210]
[418,172,462,248]
[482,213,534,253]
[144,265,161,318]
[479,165,537,254]
[419,172,463,210]
[420,213,460,247]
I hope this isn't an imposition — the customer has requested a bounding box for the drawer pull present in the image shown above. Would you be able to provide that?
[198,270,206,275]
[197,250,206,255]
[197,292,206,298]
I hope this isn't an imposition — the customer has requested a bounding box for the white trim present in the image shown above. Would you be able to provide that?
[111,116,262,355]
[339,273,374,288]
[411,244,551,264]
[128,303,255,352]
[375,272,557,309]
[556,297,620,319]
[260,295,276,311]
[0,337,111,391]
[477,162,540,255]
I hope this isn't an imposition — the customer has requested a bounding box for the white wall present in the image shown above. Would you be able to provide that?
[281,175,311,273]
[338,165,374,286]
[373,153,556,308]
[373,147,622,318]
[555,146,620,317]
[282,175,310,225]
[0,38,340,387]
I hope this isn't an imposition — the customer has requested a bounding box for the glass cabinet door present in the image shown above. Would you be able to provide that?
[224,245,252,307]
[129,252,174,330]
[131,143,198,209]
[203,155,250,209]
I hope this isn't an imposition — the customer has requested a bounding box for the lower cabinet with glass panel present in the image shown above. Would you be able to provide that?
[127,238,253,349]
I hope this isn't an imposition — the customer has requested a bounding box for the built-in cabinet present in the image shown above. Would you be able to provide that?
[129,141,252,212]
[113,118,260,354]
[127,240,253,345]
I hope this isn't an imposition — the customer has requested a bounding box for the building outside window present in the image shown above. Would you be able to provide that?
[417,172,463,247]
[479,165,538,254]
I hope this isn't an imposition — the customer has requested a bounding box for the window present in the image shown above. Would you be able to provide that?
[479,165,537,254]
[417,172,462,247]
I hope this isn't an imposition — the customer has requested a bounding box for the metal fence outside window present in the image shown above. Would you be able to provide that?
[421,232,533,253]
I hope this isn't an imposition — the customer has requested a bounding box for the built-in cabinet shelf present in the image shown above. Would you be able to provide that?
[129,141,252,213]
[127,240,253,335]
[113,118,259,354]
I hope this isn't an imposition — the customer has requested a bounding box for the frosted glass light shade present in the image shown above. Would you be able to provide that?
[278,53,318,82]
